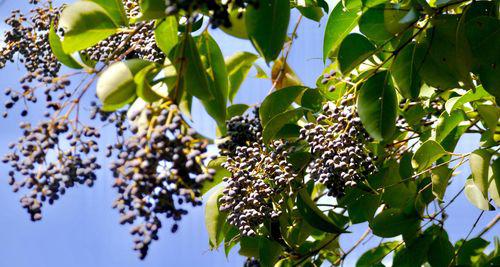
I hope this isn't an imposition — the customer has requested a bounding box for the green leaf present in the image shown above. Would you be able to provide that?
[239,236,261,258]
[262,108,305,144]
[417,15,473,90]
[224,226,239,257]
[260,86,307,126]
[225,52,258,102]
[197,33,229,130]
[220,8,249,39]
[428,230,454,267]
[465,16,500,98]
[382,160,416,209]
[431,165,453,201]
[201,157,230,196]
[434,110,467,143]
[59,1,118,53]
[370,208,419,238]
[96,59,152,110]
[227,104,250,118]
[173,35,213,101]
[411,140,447,172]
[391,42,422,99]
[456,238,490,266]
[297,6,323,22]
[297,189,346,234]
[245,0,290,62]
[300,89,324,112]
[134,64,162,103]
[477,105,499,135]
[339,188,380,224]
[205,187,227,249]
[444,86,491,114]
[464,178,491,211]
[393,233,433,267]
[48,22,83,69]
[359,4,394,42]
[338,33,376,75]
[470,149,492,197]
[323,0,361,60]
[356,241,400,267]
[357,71,398,141]
[259,239,283,267]
[490,158,500,207]
[154,17,178,55]
[132,0,167,22]
[86,0,128,26]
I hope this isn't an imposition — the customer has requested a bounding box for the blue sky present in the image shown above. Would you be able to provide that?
[0,1,497,267]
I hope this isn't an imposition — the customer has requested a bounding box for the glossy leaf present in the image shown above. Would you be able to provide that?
[357,71,398,141]
[201,157,230,196]
[338,33,376,75]
[417,15,473,90]
[205,187,227,249]
[262,108,305,144]
[259,239,283,267]
[154,17,178,55]
[59,1,118,53]
[96,59,152,110]
[86,0,128,26]
[245,0,290,62]
[356,241,400,267]
[431,166,452,201]
[260,86,306,127]
[370,208,419,237]
[391,42,422,99]
[197,33,229,129]
[464,178,491,211]
[48,22,83,69]
[225,52,258,102]
[132,0,166,22]
[470,149,492,197]
[173,35,213,101]
[227,104,250,118]
[411,140,447,172]
[434,110,467,143]
[323,0,361,60]
[297,189,346,234]
[465,16,500,98]
[444,86,491,114]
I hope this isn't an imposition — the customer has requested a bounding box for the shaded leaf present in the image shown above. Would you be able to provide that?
[297,189,346,234]
[357,71,398,141]
[245,0,290,62]
[338,33,376,75]
[370,208,419,237]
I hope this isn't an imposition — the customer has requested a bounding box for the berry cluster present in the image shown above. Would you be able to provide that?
[3,120,101,221]
[300,96,377,197]
[0,3,60,75]
[219,111,296,236]
[164,0,259,28]
[82,0,164,63]
[109,103,214,259]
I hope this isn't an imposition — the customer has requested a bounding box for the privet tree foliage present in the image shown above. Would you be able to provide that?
[0,0,499,265]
